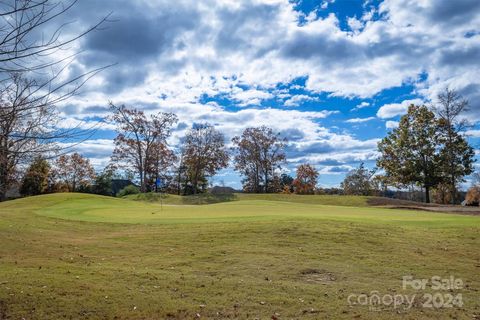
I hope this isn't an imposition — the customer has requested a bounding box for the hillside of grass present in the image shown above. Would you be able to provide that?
[28,193,479,226]
[125,192,371,207]
[1,193,479,319]
[125,192,237,205]
[234,193,370,207]
[124,192,480,215]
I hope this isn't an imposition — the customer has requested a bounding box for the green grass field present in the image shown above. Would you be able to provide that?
[0,193,479,319]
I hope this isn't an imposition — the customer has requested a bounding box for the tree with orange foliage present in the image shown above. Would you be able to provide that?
[292,164,319,195]
[465,186,480,206]
[54,153,96,192]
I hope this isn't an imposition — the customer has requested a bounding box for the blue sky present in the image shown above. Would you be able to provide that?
[49,0,480,189]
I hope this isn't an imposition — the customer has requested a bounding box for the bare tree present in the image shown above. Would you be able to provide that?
[0,73,62,199]
[434,87,474,204]
[109,103,177,192]
[0,0,111,73]
[0,0,111,107]
[434,87,469,131]
[0,1,111,200]
[182,124,229,194]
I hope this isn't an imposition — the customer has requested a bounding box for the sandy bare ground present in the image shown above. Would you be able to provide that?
[368,197,480,216]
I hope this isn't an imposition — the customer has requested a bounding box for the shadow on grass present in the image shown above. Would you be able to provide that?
[181,193,237,205]
[127,192,238,205]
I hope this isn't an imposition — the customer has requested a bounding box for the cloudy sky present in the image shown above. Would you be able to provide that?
[52,0,480,188]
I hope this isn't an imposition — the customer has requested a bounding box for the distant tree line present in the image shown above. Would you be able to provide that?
[107,103,295,195]
[7,88,479,203]
[12,101,326,198]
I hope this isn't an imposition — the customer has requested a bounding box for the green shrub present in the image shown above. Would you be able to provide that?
[117,185,140,197]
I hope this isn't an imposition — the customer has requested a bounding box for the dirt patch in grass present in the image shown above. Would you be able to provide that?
[0,300,7,319]
[368,197,480,216]
[300,269,336,283]
[368,197,439,207]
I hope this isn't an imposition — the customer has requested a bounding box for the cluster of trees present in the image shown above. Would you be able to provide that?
[377,89,475,204]
[20,153,96,196]
[108,103,231,195]
[340,163,378,196]
[336,88,476,204]
[104,88,476,202]
[7,98,323,199]
[232,127,287,193]
[108,104,320,195]
[8,89,478,203]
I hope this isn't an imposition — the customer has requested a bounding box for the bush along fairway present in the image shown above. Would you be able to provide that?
[0,193,479,319]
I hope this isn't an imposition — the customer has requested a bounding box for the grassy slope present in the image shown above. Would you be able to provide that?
[0,193,479,319]
[37,194,476,227]
[126,192,371,207]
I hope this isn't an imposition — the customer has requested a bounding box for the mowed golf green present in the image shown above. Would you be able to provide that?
[0,193,479,319]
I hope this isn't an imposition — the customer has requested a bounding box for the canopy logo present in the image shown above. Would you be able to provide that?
[347,275,464,312]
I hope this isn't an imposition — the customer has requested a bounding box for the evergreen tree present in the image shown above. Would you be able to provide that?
[20,157,51,196]
[378,105,442,203]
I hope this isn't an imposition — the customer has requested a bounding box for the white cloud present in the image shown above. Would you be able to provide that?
[41,0,479,110]
[55,117,116,131]
[51,0,479,119]
[377,99,424,119]
[352,101,370,110]
[345,117,376,123]
[283,94,320,107]
[347,16,363,33]
[231,88,274,107]
[320,0,335,10]
[386,120,399,129]
[465,129,480,137]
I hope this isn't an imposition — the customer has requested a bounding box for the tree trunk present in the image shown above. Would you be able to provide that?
[255,166,260,193]
[193,167,199,195]
[0,172,7,201]
[177,173,181,195]
[183,180,188,196]
[72,176,76,193]
[139,170,145,193]
[451,175,456,205]
[425,185,430,203]
[0,154,7,200]
[264,172,268,193]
